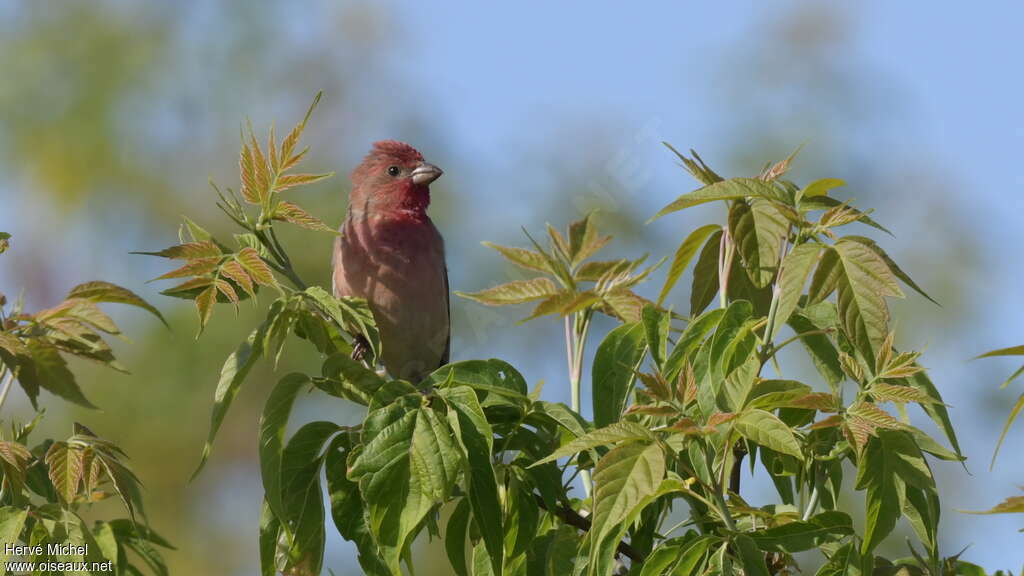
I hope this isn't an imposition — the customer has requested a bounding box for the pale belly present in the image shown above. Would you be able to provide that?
[332,213,449,382]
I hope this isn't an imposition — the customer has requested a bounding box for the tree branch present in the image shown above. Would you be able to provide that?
[533,494,646,563]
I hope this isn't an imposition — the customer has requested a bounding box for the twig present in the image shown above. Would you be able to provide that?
[729,441,747,495]
[533,494,645,562]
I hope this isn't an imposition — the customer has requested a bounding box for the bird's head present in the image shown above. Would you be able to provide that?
[349,140,443,218]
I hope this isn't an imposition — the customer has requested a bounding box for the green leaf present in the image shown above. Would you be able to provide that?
[457,277,559,306]
[689,229,722,316]
[733,534,770,576]
[976,345,1024,358]
[734,409,804,460]
[316,353,386,406]
[807,246,841,305]
[259,501,282,576]
[589,441,665,575]
[801,178,846,199]
[592,322,647,428]
[258,373,310,527]
[304,287,380,361]
[705,300,754,410]
[800,195,891,235]
[729,198,789,287]
[272,200,335,232]
[527,401,591,441]
[482,242,552,273]
[44,441,83,504]
[350,401,461,574]
[651,177,784,221]
[833,238,903,364]
[441,387,503,575]
[136,240,222,260]
[747,511,854,553]
[904,483,941,554]
[237,246,278,287]
[904,370,963,461]
[325,433,388,576]
[658,224,721,306]
[664,308,725,381]
[816,542,867,576]
[0,507,28,572]
[788,309,844,389]
[66,281,167,327]
[193,300,282,478]
[19,340,96,409]
[855,430,932,554]
[57,509,107,567]
[843,236,938,306]
[425,359,529,407]
[991,392,1024,468]
[639,534,714,576]
[568,212,610,267]
[642,305,671,371]
[770,243,822,339]
[280,421,337,575]
[444,500,472,576]
[533,421,653,466]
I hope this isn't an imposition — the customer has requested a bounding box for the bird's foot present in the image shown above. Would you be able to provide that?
[351,334,371,363]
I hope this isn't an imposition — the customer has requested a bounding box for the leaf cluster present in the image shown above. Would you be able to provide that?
[0,239,172,575]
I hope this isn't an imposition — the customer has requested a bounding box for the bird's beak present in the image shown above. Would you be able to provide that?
[411,162,443,185]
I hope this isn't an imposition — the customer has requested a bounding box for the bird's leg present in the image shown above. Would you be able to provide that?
[351,334,371,363]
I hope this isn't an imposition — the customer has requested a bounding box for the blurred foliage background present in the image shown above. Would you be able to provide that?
[1,1,1021,573]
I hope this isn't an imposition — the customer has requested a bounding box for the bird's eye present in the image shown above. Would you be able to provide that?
[387,166,401,177]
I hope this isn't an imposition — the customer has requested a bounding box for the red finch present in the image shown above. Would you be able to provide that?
[332,141,449,382]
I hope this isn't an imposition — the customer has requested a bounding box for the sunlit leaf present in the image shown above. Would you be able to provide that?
[748,511,853,553]
[801,178,846,199]
[482,242,551,274]
[457,277,558,306]
[532,421,653,466]
[833,238,903,364]
[690,229,722,316]
[135,241,223,260]
[651,177,783,221]
[592,322,647,428]
[770,243,822,339]
[45,441,83,504]
[279,421,337,575]
[728,198,789,287]
[237,247,278,287]
[272,200,335,232]
[734,409,804,460]
[658,224,720,307]
[589,441,665,575]
[441,386,503,575]
[66,281,167,326]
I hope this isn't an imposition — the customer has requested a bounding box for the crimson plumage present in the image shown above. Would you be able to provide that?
[332,141,449,382]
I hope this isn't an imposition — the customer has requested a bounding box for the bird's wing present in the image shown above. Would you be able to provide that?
[440,264,451,367]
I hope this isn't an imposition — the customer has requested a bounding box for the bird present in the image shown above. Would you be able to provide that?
[332,140,449,383]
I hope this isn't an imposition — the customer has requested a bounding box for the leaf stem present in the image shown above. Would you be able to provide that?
[801,486,820,521]
[717,226,733,309]
[566,310,593,497]
[0,366,15,414]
